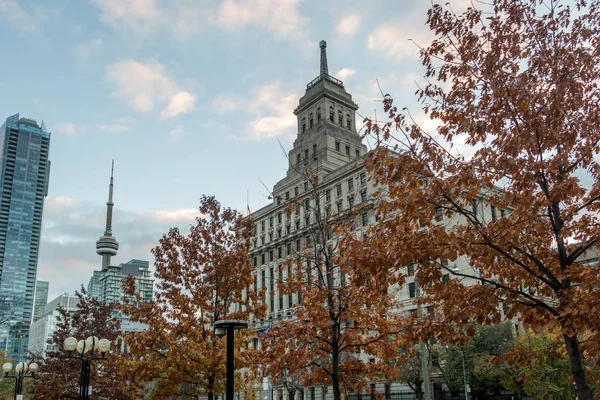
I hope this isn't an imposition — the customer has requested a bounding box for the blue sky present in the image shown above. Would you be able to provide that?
[0,0,468,299]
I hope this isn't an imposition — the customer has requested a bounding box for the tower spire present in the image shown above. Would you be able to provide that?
[319,40,328,76]
[105,159,114,235]
[96,160,119,269]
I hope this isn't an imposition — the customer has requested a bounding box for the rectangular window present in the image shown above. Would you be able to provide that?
[348,196,354,209]
[269,267,274,290]
[501,208,506,217]
[407,264,415,276]
[335,141,340,151]
[346,145,350,156]
[436,206,443,221]
[269,217,273,227]
[253,275,257,292]
[286,243,292,255]
[296,239,301,251]
[304,181,309,191]
[261,221,265,231]
[294,187,299,196]
[269,250,273,262]
[325,189,331,202]
[337,201,342,213]
[277,213,282,224]
[347,178,354,192]
[361,212,368,227]
[360,190,367,203]
[295,220,300,230]
[261,270,266,288]
[296,153,301,165]
[472,198,478,214]
[286,224,291,235]
[254,224,257,234]
[261,253,265,264]
[360,172,366,185]
[305,198,310,210]
[442,274,449,285]
[336,184,342,197]
[304,149,309,161]
[277,197,281,205]
[253,257,257,266]
[285,191,290,200]
[356,149,360,158]
[313,144,317,157]
[278,247,282,258]
[491,206,497,220]
[409,282,416,298]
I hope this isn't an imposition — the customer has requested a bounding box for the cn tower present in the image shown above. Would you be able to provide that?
[96,160,119,269]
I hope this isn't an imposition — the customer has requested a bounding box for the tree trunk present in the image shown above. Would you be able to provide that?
[332,351,341,400]
[415,381,423,400]
[563,333,593,400]
[208,376,215,400]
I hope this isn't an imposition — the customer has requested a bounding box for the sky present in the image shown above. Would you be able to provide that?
[0,0,472,300]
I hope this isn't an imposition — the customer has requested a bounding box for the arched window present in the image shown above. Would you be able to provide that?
[346,114,351,129]
[317,107,321,123]
[309,112,314,129]
[302,117,306,134]
[338,110,343,126]
[329,107,334,122]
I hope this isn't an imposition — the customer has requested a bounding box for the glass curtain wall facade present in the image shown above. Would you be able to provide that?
[0,114,51,362]
[33,280,49,322]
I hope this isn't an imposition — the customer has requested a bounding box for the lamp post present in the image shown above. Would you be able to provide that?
[459,350,470,400]
[2,361,38,400]
[214,319,248,400]
[63,336,111,400]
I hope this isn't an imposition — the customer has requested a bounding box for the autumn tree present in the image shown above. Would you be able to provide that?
[29,288,141,399]
[357,0,600,398]
[119,195,265,400]
[262,164,404,400]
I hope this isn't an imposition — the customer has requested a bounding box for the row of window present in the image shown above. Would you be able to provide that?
[301,107,352,133]
[273,172,367,209]
[252,207,370,255]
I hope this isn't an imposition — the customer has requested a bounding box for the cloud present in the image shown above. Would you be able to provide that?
[244,82,298,140]
[168,125,184,142]
[75,38,103,65]
[160,91,197,120]
[38,195,200,299]
[216,0,308,43]
[0,0,38,34]
[105,59,196,119]
[99,124,129,133]
[336,68,356,83]
[335,15,360,37]
[56,122,86,136]
[90,0,309,44]
[367,22,430,61]
[90,0,162,36]
[211,94,244,114]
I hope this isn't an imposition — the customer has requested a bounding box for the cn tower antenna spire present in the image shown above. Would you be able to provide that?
[320,40,328,76]
[96,160,119,269]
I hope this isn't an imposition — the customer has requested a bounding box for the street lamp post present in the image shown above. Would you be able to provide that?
[214,319,248,400]
[459,350,469,400]
[63,336,111,400]
[2,361,39,400]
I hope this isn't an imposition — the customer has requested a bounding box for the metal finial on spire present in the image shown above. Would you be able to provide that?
[319,40,328,76]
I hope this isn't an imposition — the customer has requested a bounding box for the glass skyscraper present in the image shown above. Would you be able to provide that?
[0,114,50,362]
[33,280,49,322]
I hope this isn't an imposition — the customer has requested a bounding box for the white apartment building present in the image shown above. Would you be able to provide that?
[28,293,79,355]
